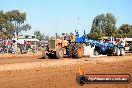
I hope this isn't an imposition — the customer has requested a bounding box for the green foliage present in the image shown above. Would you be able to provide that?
[116,24,132,38]
[34,31,50,40]
[0,10,31,39]
[44,35,50,40]
[88,13,117,39]
[20,24,31,31]
[34,31,43,40]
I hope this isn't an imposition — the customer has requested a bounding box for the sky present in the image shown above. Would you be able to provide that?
[1,0,132,36]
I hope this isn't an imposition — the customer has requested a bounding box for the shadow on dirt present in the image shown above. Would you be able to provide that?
[38,55,69,59]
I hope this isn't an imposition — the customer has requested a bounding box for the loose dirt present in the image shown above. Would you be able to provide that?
[0,53,132,88]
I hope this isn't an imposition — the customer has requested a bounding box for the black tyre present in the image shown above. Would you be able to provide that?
[107,49,114,56]
[72,43,84,59]
[76,75,86,85]
[56,48,64,59]
[66,43,74,57]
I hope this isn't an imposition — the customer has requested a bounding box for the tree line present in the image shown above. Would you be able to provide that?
[0,10,132,40]
[87,13,132,40]
[34,30,61,41]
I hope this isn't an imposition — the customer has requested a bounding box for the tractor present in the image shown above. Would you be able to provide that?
[42,30,86,59]
[41,33,68,59]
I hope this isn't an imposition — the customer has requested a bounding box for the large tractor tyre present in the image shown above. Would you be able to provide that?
[120,48,125,56]
[129,49,132,53]
[107,50,112,56]
[56,48,64,59]
[41,48,49,59]
[107,49,114,56]
[72,43,84,59]
[66,43,74,57]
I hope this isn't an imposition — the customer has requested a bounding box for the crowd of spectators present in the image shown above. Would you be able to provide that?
[0,39,40,54]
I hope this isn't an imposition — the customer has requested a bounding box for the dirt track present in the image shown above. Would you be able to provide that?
[0,53,132,88]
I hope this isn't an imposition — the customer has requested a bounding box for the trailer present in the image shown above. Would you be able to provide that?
[85,38,125,56]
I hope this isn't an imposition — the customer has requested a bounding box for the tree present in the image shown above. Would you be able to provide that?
[34,31,50,40]
[44,35,49,41]
[88,13,117,39]
[0,10,31,39]
[0,10,12,38]
[34,31,43,40]
[116,24,132,38]
[20,24,31,32]
[41,33,45,40]
[4,10,30,37]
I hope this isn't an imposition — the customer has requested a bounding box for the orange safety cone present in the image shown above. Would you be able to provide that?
[78,66,85,75]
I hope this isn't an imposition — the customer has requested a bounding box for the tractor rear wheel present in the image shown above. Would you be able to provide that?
[66,43,74,57]
[72,43,84,59]
[56,48,64,59]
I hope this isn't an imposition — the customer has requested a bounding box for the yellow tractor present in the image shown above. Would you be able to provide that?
[41,33,84,59]
[42,33,68,59]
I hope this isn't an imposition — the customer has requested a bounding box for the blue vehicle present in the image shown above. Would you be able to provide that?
[75,30,125,56]
[85,38,125,56]
[66,30,125,58]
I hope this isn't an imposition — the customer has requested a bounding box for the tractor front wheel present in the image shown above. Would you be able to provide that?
[56,48,64,59]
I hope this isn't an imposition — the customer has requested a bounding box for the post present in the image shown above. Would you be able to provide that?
[55,33,57,39]
[34,41,36,53]
[62,33,65,47]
